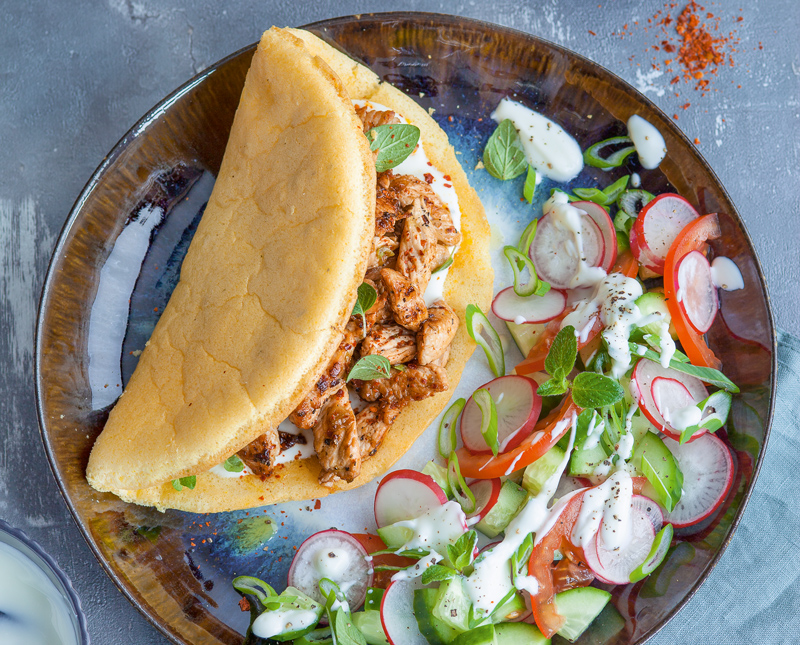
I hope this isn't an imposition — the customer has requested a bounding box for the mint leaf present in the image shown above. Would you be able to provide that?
[421,564,458,585]
[223,454,244,473]
[536,378,569,398]
[523,165,537,203]
[352,282,378,333]
[545,325,578,381]
[347,355,392,382]
[367,124,420,172]
[172,476,196,491]
[446,530,478,571]
[572,372,624,409]
[483,119,527,181]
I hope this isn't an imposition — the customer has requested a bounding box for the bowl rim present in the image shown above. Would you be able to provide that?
[34,11,777,645]
[0,518,91,644]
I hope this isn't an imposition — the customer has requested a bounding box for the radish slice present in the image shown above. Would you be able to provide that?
[632,193,699,274]
[629,224,663,274]
[572,201,617,271]
[651,376,707,443]
[632,494,664,533]
[381,578,429,645]
[593,509,656,585]
[676,250,719,333]
[664,433,733,528]
[374,470,447,528]
[460,376,542,454]
[491,286,567,324]
[467,479,502,522]
[582,533,618,585]
[530,211,605,289]
[631,360,708,441]
[288,529,373,611]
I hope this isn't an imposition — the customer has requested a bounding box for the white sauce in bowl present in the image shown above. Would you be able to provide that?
[710,256,744,291]
[627,115,667,169]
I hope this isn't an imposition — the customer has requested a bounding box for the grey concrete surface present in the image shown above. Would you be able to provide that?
[1,1,798,643]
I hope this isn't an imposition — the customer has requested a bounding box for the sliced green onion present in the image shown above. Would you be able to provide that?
[510,533,534,577]
[584,136,637,169]
[438,398,466,459]
[448,451,476,514]
[679,390,733,444]
[503,246,549,297]
[631,343,739,393]
[523,165,537,204]
[602,175,630,202]
[465,304,505,377]
[432,254,454,274]
[572,187,611,205]
[232,575,277,606]
[617,189,655,218]
[613,208,636,235]
[473,388,499,456]
[549,187,581,202]
[518,218,539,255]
[630,523,674,583]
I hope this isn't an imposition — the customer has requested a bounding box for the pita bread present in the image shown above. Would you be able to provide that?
[89,28,493,511]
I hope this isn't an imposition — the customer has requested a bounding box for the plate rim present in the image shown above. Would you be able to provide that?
[34,11,778,645]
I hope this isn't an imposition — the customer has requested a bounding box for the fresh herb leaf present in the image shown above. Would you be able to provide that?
[583,136,637,169]
[446,530,478,571]
[523,165,537,203]
[439,398,466,459]
[544,325,578,381]
[631,344,739,393]
[367,548,431,559]
[172,476,196,491]
[572,372,624,408]
[510,533,534,576]
[483,119,528,181]
[351,282,378,333]
[347,355,392,382]
[536,378,569,398]
[223,454,244,473]
[421,564,458,584]
[367,124,420,172]
[465,304,505,377]
[447,452,476,514]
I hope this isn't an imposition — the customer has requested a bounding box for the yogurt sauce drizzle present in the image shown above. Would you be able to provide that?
[252,607,319,639]
[627,115,667,170]
[491,98,585,183]
[710,256,744,291]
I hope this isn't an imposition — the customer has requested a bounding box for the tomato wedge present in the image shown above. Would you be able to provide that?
[663,214,722,370]
[352,533,414,589]
[613,250,640,278]
[456,397,579,479]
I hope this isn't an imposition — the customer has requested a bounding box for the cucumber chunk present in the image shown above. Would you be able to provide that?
[522,446,565,496]
[630,523,674,583]
[553,586,611,642]
[475,480,528,538]
[634,291,676,339]
[292,627,332,645]
[494,622,550,644]
[506,321,546,357]
[376,522,413,550]
[364,587,384,613]
[352,610,389,645]
[433,577,471,634]
[414,588,461,645]
[568,442,607,477]
[452,624,496,645]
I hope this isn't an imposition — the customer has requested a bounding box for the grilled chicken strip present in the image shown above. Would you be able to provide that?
[360,323,417,364]
[388,174,461,246]
[380,267,428,332]
[432,244,451,271]
[417,300,459,365]
[355,105,401,133]
[314,386,361,485]
[367,234,399,270]
[237,426,281,480]
[355,364,449,456]
[375,171,405,237]
[396,198,437,294]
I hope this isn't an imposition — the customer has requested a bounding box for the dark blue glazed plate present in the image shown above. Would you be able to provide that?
[35,13,775,645]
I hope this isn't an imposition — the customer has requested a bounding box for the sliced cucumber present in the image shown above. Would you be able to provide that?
[633,432,683,513]
[475,480,528,538]
[433,577,471,634]
[494,622,550,645]
[352,610,389,645]
[293,627,333,645]
[553,586,611,642]
[522,446,565,496]
[506,321,546,357]
[630,523,674,583]
[568,442,607,477]
[414,588,461,645]
[452,624,496,645]
[634,291,677,339]
[490,591,527,623]
[376,522,412,550]
[364,587,384,613]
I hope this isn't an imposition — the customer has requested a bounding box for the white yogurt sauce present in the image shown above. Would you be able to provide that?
[491,98,584,183]
[543,192,608,289]
[313,547,351,579]
[710,256,744,291]
[663,403,702,432]
[583,411,605,450]
[354,99,462,307]
[627,115,667,170]
[209,461,254,479]
[631,172,641,188]
[252,607,319,639]
[570,470,633,551]
[657,321,676,367]
[0,541,79,645]
[463,414,577,615]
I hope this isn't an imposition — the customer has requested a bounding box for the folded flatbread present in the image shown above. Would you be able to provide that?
[86,27,492,512]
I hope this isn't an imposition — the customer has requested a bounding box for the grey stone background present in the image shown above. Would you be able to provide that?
[1,0,798,643]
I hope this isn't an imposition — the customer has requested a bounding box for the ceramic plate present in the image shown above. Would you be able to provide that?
[35,13,776,645]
